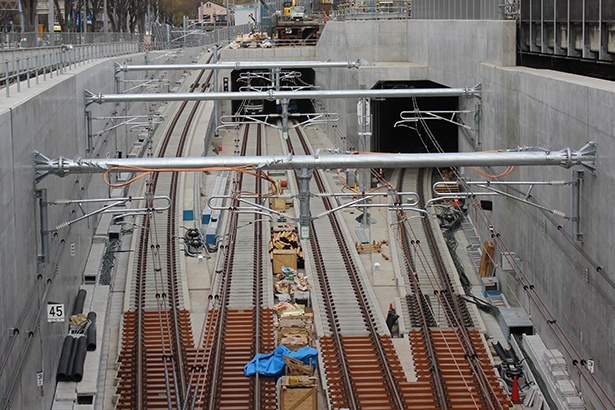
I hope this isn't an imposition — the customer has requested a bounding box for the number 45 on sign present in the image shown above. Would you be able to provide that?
[47,303,65,323]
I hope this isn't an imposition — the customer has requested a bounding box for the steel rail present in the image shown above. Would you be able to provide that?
[133,209,149,410]
[252,124,265,409]
[418,169,498,407]
[199,123,276,410]
[118,56,214,409]
[203,131,247,408]
[417,168,482,405]
[203,124,253,409]
[285,133,357,410]
[416,168,506,409]
[151,63,212,410]
[395,168,450,409]
[164,70,210,407]
[291,124,407,409]
[34,142,598,178]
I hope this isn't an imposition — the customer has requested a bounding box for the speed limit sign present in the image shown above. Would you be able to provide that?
[47,303,65,323]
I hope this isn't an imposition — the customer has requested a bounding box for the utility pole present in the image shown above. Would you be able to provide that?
[49,0,54,33]
[358,97,372,228]
[103,0,108,32]
[18,0,24,33]
[147,0,151,34]
[226,0,230,26]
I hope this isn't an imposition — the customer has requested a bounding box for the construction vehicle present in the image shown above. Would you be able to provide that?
[283,0,296,17]
[290,5,306,20]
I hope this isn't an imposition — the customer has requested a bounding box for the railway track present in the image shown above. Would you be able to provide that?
[187,123,276,409]
[394,167,511,409]
[115,56,215,410]
[114,73,513,409]
[285,123,410,409]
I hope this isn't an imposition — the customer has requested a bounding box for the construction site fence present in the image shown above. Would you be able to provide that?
[332,5,412,20]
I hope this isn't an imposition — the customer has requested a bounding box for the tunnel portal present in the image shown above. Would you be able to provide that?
[371,80,460,154]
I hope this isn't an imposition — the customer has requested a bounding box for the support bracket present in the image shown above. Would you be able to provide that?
[571,170,584,242]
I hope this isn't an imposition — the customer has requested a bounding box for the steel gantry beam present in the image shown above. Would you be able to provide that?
[114,59,367,73]
[84,85,482,105]
[34,142,597,180]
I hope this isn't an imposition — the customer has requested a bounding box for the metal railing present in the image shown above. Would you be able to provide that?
[152,24,250,49]
[0,42,140,97]
[332,4,411,20]
[0,31,141,49]
[0,24,249,98]
[411,0,501,19]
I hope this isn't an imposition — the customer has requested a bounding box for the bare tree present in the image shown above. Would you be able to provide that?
[89,0,103,31]
[127,0,146,33]
[108,0,148,33]
[52,0,87,32]
[19,0,37,31]
[107,0,130,31]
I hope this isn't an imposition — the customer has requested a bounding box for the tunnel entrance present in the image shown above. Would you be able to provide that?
[229,68,316,117]
[371,80,459,154]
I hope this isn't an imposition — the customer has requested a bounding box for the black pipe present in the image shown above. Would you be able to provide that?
[493,341,514,364]
[61,336,80,383]
[86,312,97,351]
[72,289,87,316]
[56,336,75,382]
[71,337,88,382]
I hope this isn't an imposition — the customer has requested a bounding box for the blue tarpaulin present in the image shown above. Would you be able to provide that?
[244,345,318,379]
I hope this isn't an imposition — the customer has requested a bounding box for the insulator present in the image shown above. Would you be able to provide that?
[551,210,566,218]
[55,221,71,230]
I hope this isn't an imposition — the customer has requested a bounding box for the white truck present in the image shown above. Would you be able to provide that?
[289,6,306,20]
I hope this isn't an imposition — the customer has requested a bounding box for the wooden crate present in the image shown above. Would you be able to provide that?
[272,249,297,274]
[279,376,318,410]
[271,197,287,212]
[479,241,494,277]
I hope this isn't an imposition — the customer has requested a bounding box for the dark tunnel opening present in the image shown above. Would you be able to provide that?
[372,80,459,154]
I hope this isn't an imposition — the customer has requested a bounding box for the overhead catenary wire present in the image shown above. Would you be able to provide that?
[392,168,502,408]
[410,95,614,409]
[404,97,613,408]
[450,143,615,407]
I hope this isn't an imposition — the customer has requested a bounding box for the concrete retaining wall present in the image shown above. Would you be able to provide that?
[0,46,204,409]
[478,65,615,406]
[314,19,614,406]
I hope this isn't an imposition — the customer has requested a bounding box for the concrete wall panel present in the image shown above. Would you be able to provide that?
[0,47,203,409]
[315,19,613,405]
[479,67,615,404]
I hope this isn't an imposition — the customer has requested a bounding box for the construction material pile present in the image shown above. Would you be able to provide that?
[355,239,390,260]
[229,32,272,49]
[273,302,315,351]
[274,267,309,297]
[270,230,303,258]
[270,228,304,273]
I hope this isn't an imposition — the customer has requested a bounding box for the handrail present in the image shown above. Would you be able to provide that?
[0,25,248,98]
[0,42,140,98]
